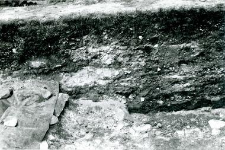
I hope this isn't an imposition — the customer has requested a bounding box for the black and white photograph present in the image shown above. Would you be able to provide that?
[0,0,224,149]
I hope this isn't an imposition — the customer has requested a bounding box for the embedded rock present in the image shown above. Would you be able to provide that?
[208,119,225,135]
[3,116,18,127]
[208,119,225,129]
[50,115,59,125]
[0,88,12,99]
[54,93,69,117]
[40,141,49,150]
[28,60,47,69]
[42,90,52,99]
[60,67,120,91]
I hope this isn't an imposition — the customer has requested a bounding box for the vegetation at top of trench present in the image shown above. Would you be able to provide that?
[0,6,224,70]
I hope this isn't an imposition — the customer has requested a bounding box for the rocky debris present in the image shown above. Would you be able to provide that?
[0,79,68,149]
[3,116,18,127]
[112,42,225,113]
[60,40,224,113]
[70,47,91,62]
[46,95,153,150]
[60,67,120,91]
[0,88,12,99]
[0,4,223,114]
[100,54,115,65]
[54,93,69,117]
[145,108,225,150]
[69,45,121,68]
[45,97,225,150]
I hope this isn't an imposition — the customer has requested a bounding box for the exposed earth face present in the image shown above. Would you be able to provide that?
[0,0,225,149]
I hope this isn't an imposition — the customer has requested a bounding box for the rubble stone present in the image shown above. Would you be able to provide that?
[3,116,18,127]
[50,115,58,125]
[54,93,69,117]
[0,88,12,99]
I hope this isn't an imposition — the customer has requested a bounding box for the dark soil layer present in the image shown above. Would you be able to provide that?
[0,7,224,113]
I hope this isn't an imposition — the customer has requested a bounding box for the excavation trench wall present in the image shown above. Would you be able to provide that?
[0,7,224,113]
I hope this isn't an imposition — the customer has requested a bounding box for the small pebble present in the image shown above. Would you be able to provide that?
[133,124,152,132]
[208,119,225,129]
[48,135,55,140]
[175,130,185,137]
[0,88,12,99]
[29,60,46,69]
[138,36,143,40]
[3,116,18,127]
[140,97,145,102]
[40,141,48,150]
[42,90,52,99]
[12,48,17,53]
[156,123,162,128]
[50,115,58,125]
[157,100,164,105]
[212,129,221,135]
[157,68,161,72]
[154,44,159,48]
[186,125,191,129]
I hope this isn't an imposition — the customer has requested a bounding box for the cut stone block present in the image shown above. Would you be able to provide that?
[0,80,59,149]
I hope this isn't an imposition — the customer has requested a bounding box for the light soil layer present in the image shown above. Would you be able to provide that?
[0,0,224,22]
